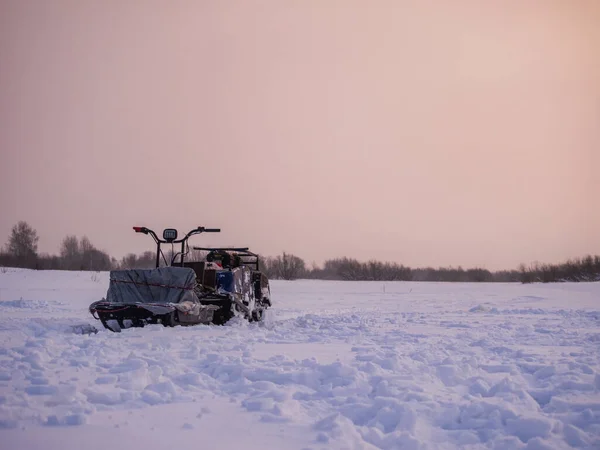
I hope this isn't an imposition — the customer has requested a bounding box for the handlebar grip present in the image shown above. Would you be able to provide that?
[204,228,221,232]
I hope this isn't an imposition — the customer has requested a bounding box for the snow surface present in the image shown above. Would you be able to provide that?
[0,268,599,449]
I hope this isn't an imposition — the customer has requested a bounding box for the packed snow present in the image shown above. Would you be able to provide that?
[0,268,599,449]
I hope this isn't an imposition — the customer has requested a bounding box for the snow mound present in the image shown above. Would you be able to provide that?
[0,298,50,309]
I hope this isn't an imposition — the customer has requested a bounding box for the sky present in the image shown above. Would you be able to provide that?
[1,0,599,270]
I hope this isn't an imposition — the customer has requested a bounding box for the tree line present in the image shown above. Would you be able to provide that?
[1,221,599,283]
[260,254,600,283]
[259,254,522,282]
[0,221,118,271]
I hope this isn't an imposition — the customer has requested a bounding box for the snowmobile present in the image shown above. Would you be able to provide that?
[89,226,271,332]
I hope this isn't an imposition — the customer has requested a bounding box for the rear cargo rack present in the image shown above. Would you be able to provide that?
[193,247,260,271]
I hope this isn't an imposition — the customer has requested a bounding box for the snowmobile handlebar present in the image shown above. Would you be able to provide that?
[184,227,220,240]
[132,226,221,268]
[133,226,220,243]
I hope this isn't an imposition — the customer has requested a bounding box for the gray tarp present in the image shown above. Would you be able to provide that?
[106,266,198,304]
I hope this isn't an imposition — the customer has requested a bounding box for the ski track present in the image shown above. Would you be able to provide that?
[0,269,599,449]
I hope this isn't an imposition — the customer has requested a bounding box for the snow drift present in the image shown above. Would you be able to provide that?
[0,268,599,449]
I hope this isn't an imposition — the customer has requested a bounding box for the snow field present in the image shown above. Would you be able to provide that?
[0,269,599,449]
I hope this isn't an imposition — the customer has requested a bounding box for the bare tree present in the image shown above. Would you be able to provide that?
[60,235,81,269]
[79,236,95,270]
[137,251,156,268]
[78,236,112,270]
[80,236,94,255]
[120,253,137,269]
[59,234,113,270]
[120,251,156,269]
[5,221,39,267]
[270,252,306,280]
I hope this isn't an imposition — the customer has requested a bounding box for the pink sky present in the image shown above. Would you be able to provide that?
[1,0,599,270]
